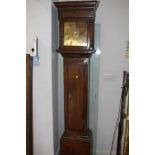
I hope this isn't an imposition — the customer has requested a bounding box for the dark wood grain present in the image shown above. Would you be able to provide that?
[26,54,33,155]
[54,1,98,154]
[64,57,89,135]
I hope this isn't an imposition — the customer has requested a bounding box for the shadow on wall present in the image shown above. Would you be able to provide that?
[89,24,101,155]
[51,4,59,155]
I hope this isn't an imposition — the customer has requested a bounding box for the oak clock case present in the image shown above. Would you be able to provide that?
[54,1,99,155]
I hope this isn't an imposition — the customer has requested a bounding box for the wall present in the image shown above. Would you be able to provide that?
[51,2,59,155]
[27,0,129,155]
[95,0,129,155]
[26,0,55,155]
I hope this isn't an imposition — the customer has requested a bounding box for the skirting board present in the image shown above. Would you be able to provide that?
[95,150,116,155]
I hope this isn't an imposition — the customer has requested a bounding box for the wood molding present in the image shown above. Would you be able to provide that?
[26,54,33,155]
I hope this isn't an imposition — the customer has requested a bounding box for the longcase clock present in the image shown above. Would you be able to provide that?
[54,1,99,155]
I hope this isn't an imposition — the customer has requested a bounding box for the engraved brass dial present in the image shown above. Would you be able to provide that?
[64,22,87,46]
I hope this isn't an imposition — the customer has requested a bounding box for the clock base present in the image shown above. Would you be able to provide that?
[60,130,92,155]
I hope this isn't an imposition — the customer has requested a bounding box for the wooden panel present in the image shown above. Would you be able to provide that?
[26,54,33,155]
[64,58,88,133]
[59,10,95,19]
[60,133,91,155]
[54,1,98,13]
